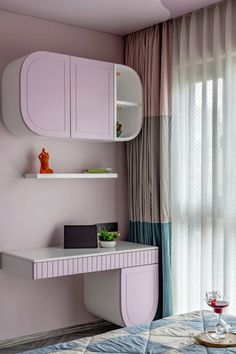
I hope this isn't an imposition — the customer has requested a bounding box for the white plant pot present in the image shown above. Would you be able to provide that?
[99,240,116,248]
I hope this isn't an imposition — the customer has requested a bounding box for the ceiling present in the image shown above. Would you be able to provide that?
[0,0,222,35]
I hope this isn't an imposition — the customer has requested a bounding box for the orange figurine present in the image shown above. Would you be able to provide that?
[38,148,54,174]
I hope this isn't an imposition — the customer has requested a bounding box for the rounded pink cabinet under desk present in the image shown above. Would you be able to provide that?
[84,264,158,327]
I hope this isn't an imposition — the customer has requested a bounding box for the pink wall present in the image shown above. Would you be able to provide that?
[0,10,126,341]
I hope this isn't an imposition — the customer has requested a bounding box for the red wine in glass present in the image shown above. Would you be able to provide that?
[205,291,230,339]
[208,299,229,314]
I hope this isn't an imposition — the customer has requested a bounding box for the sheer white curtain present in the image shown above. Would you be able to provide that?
[171,0,236,314]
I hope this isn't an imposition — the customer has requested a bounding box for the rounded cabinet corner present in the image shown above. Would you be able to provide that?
[115,64,143,142]
[120,264,158,326]
[20,51,71,138]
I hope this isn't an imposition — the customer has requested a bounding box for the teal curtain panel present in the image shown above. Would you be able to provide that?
[125,21,173,318]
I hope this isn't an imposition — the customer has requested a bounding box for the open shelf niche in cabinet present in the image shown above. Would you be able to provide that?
[115,65,143,141]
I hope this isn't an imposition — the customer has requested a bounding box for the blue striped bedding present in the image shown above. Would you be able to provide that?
[23,310,236,353]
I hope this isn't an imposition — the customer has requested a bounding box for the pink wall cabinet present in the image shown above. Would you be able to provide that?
[71,57,114,141]
[2,51,143,141]
[2,51,71,138]
[84,264,158,327]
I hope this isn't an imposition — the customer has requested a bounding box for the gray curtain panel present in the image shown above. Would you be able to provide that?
[125,21,172,318]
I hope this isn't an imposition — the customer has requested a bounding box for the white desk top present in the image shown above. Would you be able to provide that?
[2,241,158,263]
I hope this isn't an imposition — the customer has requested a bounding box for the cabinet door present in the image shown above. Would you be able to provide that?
[71,57,114,140]
[20,51,70,137]
[121,264,158,326]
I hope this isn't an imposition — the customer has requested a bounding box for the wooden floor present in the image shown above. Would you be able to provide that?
[0,320,119,354]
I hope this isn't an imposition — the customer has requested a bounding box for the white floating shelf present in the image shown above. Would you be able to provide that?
[25,173,118,179]
[116,100,140,108]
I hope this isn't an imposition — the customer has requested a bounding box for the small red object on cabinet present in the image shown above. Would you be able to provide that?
[38,148,54,174]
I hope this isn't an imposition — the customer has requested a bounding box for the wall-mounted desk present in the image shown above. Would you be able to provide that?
[1,241,159,327]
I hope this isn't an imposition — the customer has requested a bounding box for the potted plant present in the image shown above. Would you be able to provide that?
[98,228,120,248]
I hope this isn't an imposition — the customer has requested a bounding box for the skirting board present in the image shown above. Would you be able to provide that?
[0,319,114,350]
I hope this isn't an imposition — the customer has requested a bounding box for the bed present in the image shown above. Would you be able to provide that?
[23,311,236,353]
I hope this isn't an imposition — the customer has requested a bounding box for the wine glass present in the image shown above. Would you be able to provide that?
[205,290,230,339]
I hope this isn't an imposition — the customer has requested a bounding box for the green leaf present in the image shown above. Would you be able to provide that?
[98,228,120,241]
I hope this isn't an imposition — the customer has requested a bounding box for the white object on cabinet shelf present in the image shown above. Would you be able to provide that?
[25,173,118,179]
[2,51,143,142]
[116,100,140,108]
